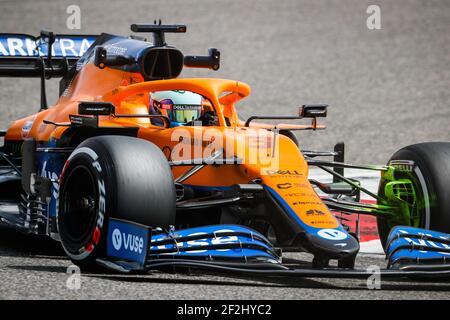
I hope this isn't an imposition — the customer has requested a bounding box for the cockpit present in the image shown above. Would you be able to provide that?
[148,90,218,127]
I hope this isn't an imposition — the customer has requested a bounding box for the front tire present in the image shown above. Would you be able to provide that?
[377,142,450,248]
[279,130,299,147]
[58,135,176,267]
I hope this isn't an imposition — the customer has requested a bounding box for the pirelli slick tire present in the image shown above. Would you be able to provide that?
[279,130,299,147]
[58,135,176,267]
[377,142,450,249]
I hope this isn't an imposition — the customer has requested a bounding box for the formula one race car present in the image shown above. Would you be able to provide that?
[0,24,449,280]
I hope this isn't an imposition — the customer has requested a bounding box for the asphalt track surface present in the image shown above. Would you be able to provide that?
[0,0,449,299]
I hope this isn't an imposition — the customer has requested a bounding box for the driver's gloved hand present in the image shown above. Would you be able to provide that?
[202,111,218,126]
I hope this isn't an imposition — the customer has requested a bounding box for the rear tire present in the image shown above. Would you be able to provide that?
[58,135,176,267]
[377,142,450,248]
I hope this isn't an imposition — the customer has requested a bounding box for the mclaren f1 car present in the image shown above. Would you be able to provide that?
[0,24,449,280]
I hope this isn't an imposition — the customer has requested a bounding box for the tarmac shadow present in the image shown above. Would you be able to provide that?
[90,272,341,290]
[0,225,65,257]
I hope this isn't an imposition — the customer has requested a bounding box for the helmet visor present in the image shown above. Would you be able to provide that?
[170,104,202,123]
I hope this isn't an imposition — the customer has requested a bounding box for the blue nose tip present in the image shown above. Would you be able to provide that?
[305,230,360,260]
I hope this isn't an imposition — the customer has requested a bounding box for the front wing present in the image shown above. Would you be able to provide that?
[96,218,450,281]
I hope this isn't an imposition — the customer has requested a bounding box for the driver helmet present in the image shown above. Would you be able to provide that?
[149,90,203,127]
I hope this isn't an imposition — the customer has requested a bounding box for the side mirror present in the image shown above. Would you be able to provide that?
[299,104,328,118]
[79,101,115,115]
[94,46,108,69]
[184,48,220,71]
[94,46,133,69]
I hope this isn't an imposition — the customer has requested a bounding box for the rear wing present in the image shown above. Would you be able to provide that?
[0,26,219,110]
[0,33,97,77]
